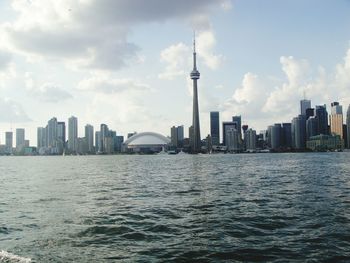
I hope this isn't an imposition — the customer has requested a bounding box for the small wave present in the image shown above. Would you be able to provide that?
[0,250,31,263]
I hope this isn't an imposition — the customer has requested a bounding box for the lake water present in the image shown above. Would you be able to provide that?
[1,153,350,262]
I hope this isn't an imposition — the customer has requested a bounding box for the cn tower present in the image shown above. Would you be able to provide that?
[190,33,201,153]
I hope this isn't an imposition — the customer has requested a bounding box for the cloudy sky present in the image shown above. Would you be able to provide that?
[1,0,350,145]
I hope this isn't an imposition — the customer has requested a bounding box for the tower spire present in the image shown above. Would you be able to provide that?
[193,31,197,70]
[193,30,196,53]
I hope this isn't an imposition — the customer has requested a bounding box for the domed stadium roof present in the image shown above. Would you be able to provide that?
[124,132,170,147]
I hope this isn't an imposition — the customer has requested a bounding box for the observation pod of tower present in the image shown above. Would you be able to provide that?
[122,132,170,154]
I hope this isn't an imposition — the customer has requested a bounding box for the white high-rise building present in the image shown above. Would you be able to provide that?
[16,128,25,151]
[37,127,46,149]
[47,117,58,148]
[5,131,13,154]
[68,116,78,153]
[226,128,240,152]
[246,128,257,151]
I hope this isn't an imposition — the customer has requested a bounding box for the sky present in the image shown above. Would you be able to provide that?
[1,0,350,145]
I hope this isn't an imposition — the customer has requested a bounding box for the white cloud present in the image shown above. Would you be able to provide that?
[0,98,31,122]
[77,75,150,94]
[197,30,224,70]
[1,0,228,72]
[158,43,190,80]
[221,73,270,125]
[32,83,73,103]
[159,30,224,81]
[262,56,311,117]
[0,50,12,70]
[335,48,350,102]
[221,48,350,131]
[221,0,233,11]
[24,73,73,103]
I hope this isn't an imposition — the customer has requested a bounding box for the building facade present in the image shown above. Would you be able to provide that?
[306,134,343,151]
[57,122,66,154]
[5,131,13,154]
[300,99,311,116]
[16,128,25,152]
[85,124,94,153]
[292,115,306,150]
[68,116,78,153]
[245,128,256,151]
[210,111,220,146]
[315,105,328,135]
[330,102,343,139]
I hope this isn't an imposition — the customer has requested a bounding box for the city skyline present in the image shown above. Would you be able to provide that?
[0,96,349,155]
[1,1,350,145]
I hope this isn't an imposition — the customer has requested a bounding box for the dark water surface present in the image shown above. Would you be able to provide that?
[1,153,350,262]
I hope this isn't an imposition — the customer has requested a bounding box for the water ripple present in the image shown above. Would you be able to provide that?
[1,153,350,262]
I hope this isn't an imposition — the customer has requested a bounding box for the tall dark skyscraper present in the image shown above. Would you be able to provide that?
[210,112,220,146]
[57,121,66,154]
[291,115,306,149]
[315,105,328,135]
[282,123,292,148]
[190,34,201,153]
[232,116,242,138]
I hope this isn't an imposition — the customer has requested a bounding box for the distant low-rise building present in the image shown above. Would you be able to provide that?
[306,134,343,151]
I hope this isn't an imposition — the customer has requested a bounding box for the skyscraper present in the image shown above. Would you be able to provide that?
[306,116,318,140]
[37,127,46,149]
[245,128,257,151]
[190,34,201,153]
[210,112,220,146]
[68,116,78,153]
[232,116,242,137]
[347,104,350,149]
[281,123,292,148]
[57,121,66,154]
[47,117,58,149]
[5,131,13,154]
[170,125,184,148]
[85,124,94,153]
[226,128,240,152]
[292,115,306,150]
[330,102,343,138]
[315,105,328,135]
[177,125,184,147]
[271,124,282,150]
[306,108,314,120]
[300,99,311,116]
[100,124,109,153]
[171,126,178,147]
[95,131,101,153]
[16,128,25,151]
[222,121,236,147]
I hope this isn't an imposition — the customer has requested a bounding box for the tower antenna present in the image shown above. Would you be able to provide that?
[193,30,196,52]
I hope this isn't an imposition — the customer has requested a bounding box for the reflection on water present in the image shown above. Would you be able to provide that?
[0,153,350,262]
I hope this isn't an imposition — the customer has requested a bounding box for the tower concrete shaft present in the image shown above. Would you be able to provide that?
[190,34,201,153]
